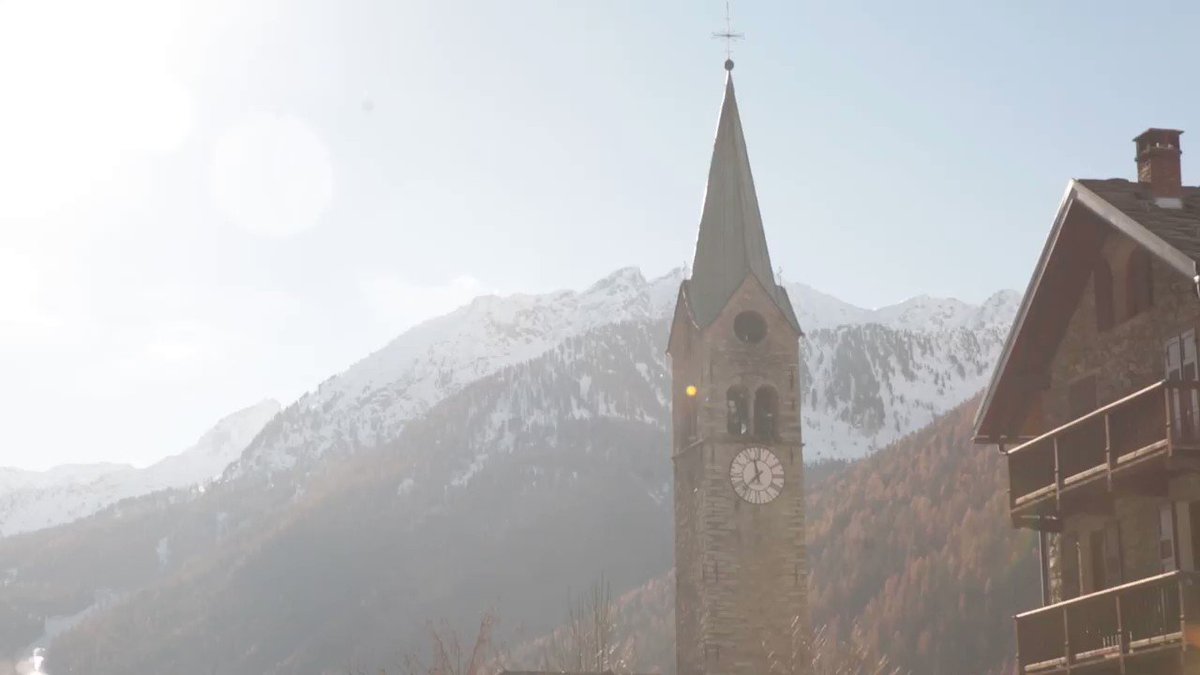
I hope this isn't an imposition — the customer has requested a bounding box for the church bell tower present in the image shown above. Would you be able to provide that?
[668,60,809,675]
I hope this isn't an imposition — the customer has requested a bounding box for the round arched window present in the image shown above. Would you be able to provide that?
[733,311,767,344]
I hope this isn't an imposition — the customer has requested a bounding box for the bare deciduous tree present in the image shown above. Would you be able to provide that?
[397,611,505,675]
[538,574,636,673]
[763,614,811,675]
[808,623,902,675]
[761,618,902,675]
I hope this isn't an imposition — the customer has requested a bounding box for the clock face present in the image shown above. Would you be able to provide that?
[730,446,785,504]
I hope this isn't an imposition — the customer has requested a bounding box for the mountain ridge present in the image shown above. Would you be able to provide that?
[231,266,1018,478]
[0,275,1021,673]
[1,267,1017,540]
[0,399,280,537]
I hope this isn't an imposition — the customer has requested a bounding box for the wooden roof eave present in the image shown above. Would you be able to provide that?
[974,179,1200,444]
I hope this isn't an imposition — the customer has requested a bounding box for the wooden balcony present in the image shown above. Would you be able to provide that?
[1007,381,1200,526]
[1016,571,1200,674]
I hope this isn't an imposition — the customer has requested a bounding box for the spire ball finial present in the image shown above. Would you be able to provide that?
[725,59,735,71]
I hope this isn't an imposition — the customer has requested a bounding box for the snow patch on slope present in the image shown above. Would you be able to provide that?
[233,268,686,476]
[232,267,1019,477]
[801,324,1005,460]
[786,282,1021,333]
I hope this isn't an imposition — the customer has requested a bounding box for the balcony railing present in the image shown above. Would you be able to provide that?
[1006,380,1200,521]
[1016,571,1200,673]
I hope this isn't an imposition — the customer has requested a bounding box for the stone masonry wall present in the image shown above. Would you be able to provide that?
[671,297,705,675]
[672,274,808,675]
[1043,232,1200,598]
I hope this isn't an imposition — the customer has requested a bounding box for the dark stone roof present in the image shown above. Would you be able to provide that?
[685,73,801,333]
[1078,178,1200,262]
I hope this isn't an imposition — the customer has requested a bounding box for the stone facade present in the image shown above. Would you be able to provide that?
[670,274,807,675]
[1038,229,1200,601]
[975,129,1200,674]
[1042,238,1198,429]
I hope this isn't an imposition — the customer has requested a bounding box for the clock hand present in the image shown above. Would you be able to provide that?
[752,461,763,487]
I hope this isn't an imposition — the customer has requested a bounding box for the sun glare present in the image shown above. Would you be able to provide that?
[208,112,335,237]
[0,0,193,220]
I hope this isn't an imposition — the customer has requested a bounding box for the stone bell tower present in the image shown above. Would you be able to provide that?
[667,60,809,675]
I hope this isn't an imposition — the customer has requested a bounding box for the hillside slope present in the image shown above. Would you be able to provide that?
[806,395,1038,674]
[11,333,1025,675]
[26,322,675,674]
[513,396,1040,675]
[0,267,1019,674]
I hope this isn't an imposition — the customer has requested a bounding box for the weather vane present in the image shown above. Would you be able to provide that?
[711,1,744,70]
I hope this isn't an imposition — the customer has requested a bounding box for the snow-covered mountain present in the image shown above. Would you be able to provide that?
[787,281,1020,333]
[234,267,1018,477]
[0,463,134,494]
[793,283,1018,458]
[230,267,682,477]
[3,269,1021,674]
[4,268,1018,539]
[0,400,280,537]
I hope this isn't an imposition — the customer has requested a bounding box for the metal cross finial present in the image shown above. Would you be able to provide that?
[711,1,744,67]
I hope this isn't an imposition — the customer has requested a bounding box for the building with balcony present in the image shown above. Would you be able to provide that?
[975,129,1200,674]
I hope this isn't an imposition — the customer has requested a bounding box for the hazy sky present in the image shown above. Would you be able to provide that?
[4,0,1200,470]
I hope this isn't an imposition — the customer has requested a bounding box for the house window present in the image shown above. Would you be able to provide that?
[1125,249,1154,318]
[1094,260,1114,331]
[727,386,750,436]
[1165,330,1198,381]
[1160,503,1178,573]
[1189,502,1200,571]
[1165,330,1199,442]
[753,386,779,441]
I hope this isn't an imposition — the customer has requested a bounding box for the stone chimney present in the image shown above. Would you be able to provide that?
[1134,128,1183,207]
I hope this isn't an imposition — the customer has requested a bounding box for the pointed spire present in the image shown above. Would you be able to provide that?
[687,70,800,332]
